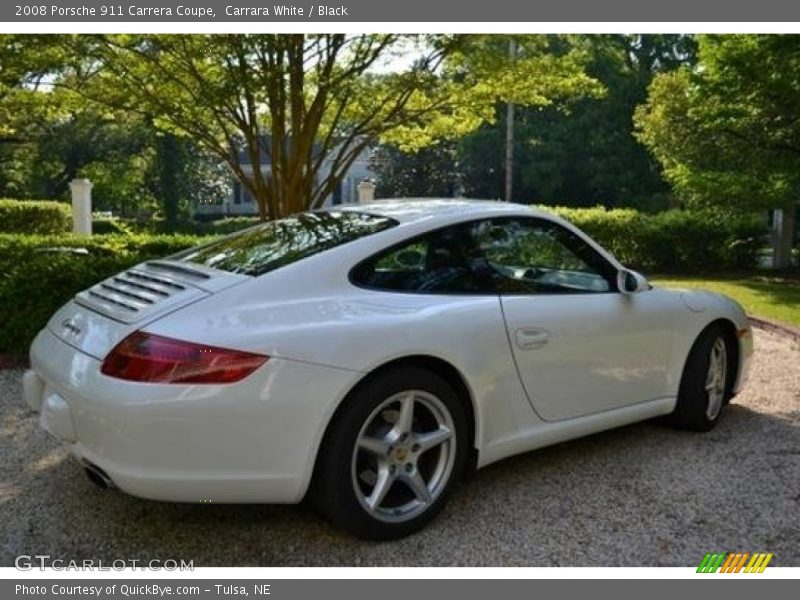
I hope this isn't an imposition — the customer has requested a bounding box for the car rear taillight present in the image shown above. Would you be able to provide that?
[101,332,268,384]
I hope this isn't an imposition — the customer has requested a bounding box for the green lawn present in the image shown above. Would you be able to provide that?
[651,274,800,328]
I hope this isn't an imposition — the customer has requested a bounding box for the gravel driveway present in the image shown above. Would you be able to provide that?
[1,327,798,567]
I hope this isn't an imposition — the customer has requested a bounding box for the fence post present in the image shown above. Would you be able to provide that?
[357,180,376,204]
[69,178,93,235]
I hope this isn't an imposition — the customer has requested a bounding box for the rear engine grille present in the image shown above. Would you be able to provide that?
[74,264,205,323]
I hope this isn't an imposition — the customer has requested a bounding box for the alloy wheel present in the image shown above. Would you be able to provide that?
[351,390,456,523]
[705,337,727,421]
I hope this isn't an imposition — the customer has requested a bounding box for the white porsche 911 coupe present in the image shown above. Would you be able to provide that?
[24,199,752,539]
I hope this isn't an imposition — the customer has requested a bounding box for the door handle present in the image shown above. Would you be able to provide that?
[515,327,550,350]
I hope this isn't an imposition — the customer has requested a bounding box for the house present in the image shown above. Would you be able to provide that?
[194,138,376,217]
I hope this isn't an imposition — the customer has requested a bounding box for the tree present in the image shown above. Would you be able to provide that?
[635,35,800,268]
[372,141,460,198]
[9,34,600,221]
[147,132,229,228]
[458,35,696,208]
[1,36,230,227]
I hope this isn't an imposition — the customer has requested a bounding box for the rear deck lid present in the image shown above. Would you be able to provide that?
[48,260,248,359]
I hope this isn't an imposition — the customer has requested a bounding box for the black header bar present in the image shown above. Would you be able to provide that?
[4,0,800,23]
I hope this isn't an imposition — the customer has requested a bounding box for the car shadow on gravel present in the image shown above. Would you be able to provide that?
[2,371,798,568]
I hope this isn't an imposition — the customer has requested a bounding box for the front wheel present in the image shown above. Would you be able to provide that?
[670,325,733,431]
[309,367,468,540]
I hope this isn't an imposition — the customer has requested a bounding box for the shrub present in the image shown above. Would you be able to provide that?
[204,217,262,235]
[543,206,766,272]
[0,233,208,356]
[92,217,134,235]
[0,199,72,234]
[96,216,262,235]
[166,217,261,235]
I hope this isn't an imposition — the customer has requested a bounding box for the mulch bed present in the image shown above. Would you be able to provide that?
[0,355,28,370]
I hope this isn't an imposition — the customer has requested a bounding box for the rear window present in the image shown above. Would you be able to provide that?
[174,211,397,276]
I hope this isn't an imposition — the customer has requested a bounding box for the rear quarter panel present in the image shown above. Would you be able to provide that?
[144,255,540,457]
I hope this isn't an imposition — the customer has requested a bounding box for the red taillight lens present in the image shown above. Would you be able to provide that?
[101,332,268,384]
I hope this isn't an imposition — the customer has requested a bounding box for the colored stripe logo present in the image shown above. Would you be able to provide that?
[697,552,773,573]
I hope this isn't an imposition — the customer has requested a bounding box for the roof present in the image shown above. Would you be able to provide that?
[340,198,552,224]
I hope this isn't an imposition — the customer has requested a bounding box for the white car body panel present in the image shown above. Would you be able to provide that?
[24,199,754,503]
[500,291,675,421]
[29,327,358,503]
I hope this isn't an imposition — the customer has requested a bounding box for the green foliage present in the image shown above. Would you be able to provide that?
[199,217,261,235]
[546,205,766,272]
[0,233,206,355]
[635,35,800,211]
[90,216,261,236]
[91,217,134,235]
[383,35,604,151]
[373,142,461,198]
[1,34,602,220]
[458,35,695,209]
[0,199,71,233]
[0,98,229,226]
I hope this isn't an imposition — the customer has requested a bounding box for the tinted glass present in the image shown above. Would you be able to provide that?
[351,222,496,293]
[176,211,396,276]
[474,218,614,293]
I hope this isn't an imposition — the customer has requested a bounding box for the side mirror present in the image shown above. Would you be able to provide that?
[617,269,649,295]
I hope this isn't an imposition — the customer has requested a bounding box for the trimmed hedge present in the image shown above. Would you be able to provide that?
[0,199,72,234]
[92,217,135,235]
[156,216,261,235]
[0,233,207,356]
[545,206,766,272]
[201,217,261,235]
[90,216,262,235]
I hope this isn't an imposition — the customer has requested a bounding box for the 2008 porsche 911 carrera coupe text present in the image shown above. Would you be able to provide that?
[23,199,752,539]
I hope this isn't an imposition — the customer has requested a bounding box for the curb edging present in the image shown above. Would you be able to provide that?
[748,316,800,344]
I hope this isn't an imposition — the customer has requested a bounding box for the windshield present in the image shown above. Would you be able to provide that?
[174,211,397,276]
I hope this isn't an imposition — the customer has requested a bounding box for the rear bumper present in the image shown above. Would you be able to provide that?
[26,328,358,503]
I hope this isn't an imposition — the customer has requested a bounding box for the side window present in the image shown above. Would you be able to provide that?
[472,218,614,294]
[351,223,495,294]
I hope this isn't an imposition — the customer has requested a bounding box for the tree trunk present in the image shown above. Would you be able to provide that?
[156,133,181,232]
[772,201,797,269]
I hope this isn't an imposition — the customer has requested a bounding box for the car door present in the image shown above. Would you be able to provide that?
[472,216,674,422]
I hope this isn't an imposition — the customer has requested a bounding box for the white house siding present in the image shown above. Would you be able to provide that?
[195,147,376,217]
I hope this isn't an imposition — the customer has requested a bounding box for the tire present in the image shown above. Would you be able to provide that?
[309,366,468,540]
[670,324,734,431]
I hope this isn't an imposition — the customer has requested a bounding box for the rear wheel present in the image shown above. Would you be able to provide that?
[310,367,468,540]
[670,325,733,431]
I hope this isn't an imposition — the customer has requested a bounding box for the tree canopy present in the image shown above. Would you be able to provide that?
[0,34,602,220]
[635,34,800,266]
[377,35,695,210]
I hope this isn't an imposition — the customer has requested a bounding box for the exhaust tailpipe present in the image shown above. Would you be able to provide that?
[83,461,115,489]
